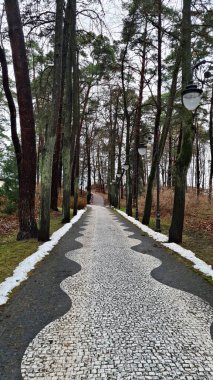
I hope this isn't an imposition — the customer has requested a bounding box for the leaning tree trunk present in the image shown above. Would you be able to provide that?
[5,0,37,240]
[169,0,194,243]
[0,46,21,178]
[38,0,63,241]
[142,47,181,225]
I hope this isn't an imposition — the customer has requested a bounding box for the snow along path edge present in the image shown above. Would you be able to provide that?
[0,209,87,306]
[116,209,213,280]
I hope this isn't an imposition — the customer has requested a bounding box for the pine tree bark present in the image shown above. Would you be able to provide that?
[169,0,194,243]
[86,125,92,204]
[5,0,37,240]
[38,0,63,241]
[133,21,147,220]
[51,0,71,211]
[73,48,80,216]
[62,0,74,222]
[167,131,172,187]
[143,1,162,227]
[71,82,92,197]
[121,44,132,216]
[209,84,213,202]
[195,120,200,197]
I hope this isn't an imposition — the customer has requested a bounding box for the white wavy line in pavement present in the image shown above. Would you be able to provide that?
[116,209,213,280]
[21,205,213,379]
[0,209,86,305]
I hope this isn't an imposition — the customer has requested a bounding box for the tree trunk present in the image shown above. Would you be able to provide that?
[38,0,63,241]
[196,120,200,197]
[86,125,92,204]
[169,0,193,243]
[73,48,80,216]
[143,1,162,228]
[133,21,147,220]
[5,0,37,240]
[209,84,213,202]
[62,0,74,223]
[167,131,172,187]
[121,43,132,216]
[71,82,92,197]
[51,0,71,210]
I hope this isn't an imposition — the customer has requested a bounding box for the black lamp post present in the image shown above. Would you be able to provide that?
[155,137,161,233]
[137,143,147,221]
[109,181,112,206]
[123,161,129,214]
[111,180,116,207]
[116,172,121,209]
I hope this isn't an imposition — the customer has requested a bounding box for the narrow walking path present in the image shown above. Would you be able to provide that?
[20,205,213,379]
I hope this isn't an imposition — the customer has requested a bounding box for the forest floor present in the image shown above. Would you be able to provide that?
[0,188,212,287]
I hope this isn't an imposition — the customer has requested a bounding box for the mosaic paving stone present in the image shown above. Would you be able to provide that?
[22,206,213,379]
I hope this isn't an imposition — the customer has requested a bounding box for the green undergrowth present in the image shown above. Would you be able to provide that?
[0,211,71,284]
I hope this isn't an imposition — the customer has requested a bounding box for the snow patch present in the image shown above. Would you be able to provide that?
[0,209,86,306]
[117,209,213,280]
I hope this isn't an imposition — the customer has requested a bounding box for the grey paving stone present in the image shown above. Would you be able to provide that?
[21,205,213,379]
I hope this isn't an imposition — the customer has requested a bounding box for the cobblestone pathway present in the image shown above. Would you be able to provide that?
[22,205,213,379]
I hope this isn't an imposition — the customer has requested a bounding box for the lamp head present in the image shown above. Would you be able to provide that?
[138,143,147,157]
[182,81,203,111]
[123,162,129,171]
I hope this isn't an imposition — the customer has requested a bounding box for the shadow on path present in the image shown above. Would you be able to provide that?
[0,211,89,380]
[114,211,213,340]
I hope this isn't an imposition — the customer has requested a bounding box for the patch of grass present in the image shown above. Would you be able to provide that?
[49,211,64,234]
[0,211,67,284]
[148,217,170,235]
[148,216,213,267]
[182,227,213,268]
[161,244,213,286]
[0,238,39,283]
